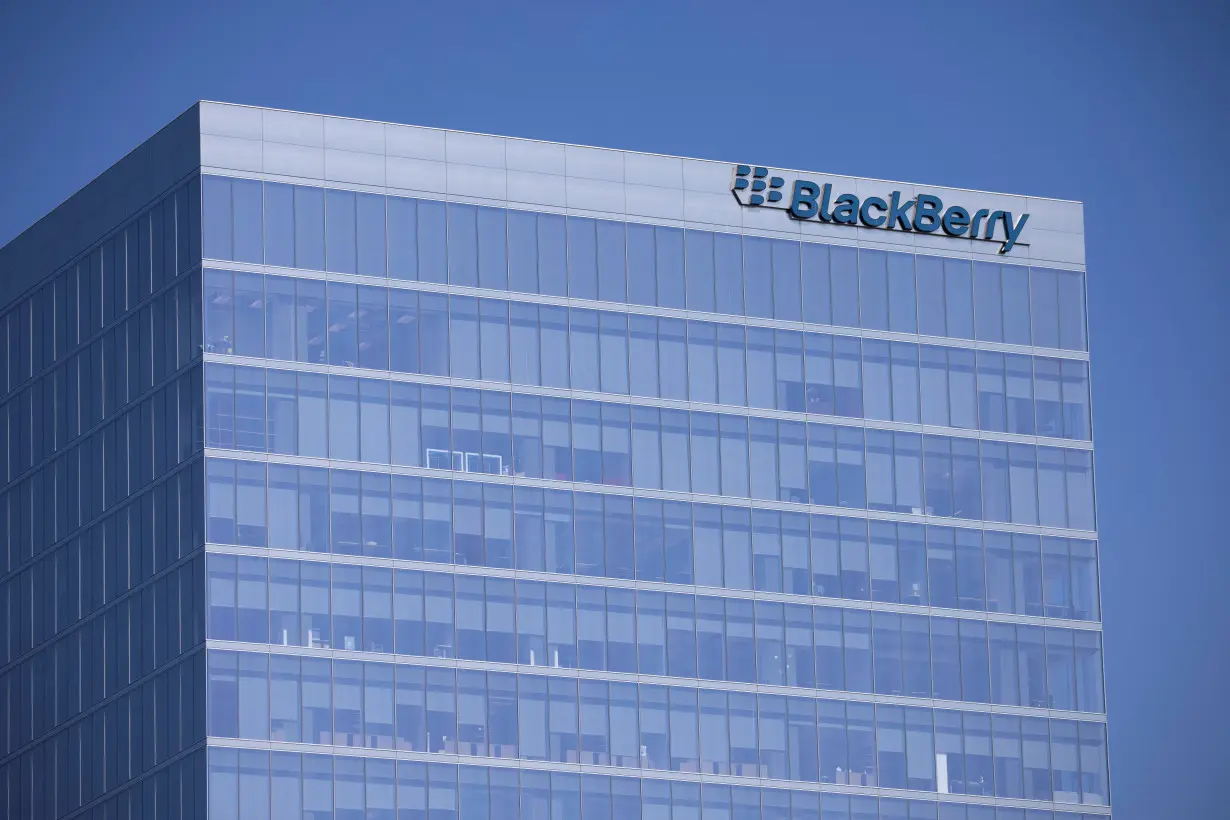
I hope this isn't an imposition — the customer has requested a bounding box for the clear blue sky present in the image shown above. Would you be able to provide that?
[2,2,1226,817]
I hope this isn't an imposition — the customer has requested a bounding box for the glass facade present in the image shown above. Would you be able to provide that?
[0,177,206,818]
[0,104,1106,820]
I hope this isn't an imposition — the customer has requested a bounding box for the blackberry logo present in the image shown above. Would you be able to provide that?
[732,165,784,206]
[730,164,1032,253]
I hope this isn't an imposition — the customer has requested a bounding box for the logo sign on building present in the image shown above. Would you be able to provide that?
[732,165,1030,254]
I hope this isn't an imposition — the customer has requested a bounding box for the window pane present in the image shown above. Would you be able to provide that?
[294,187,325,271]
[264,183,295,267]
[418,201,447,284]
[356,193,387,277]
[685,230,715,312]
[508,210,538,293]
[509,303,540,386]
[714,233,744,315]
[973,262,1004,342]
[233,179,263,263]
[538,214,567,296]
[858,249,889,330]
[477,207,508,290]
[388,197,418,280]
[597,220,627,302]
[1001,264,1031,344]
[800,242,830,324]
[1030,268,1060,348]
[447,203,478,287]
[944,258,974,339]
[830,246,859,327]
[744,236,772,318]
[327,282,358,367]
[1057,270,1087,351]
[887,252,917,333]
[772,240,801,321]
[357,286,389,371]
[568,217,598,299]
[203,177,233,261]
[326,189,357,274]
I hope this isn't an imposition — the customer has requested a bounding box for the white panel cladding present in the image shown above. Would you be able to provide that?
[1025,197,1085,235]
[625,152,683,188]
[626,184,684,221]
[196,102,1085,267]
[200,134,262,173]
[324,116,385,154]
[262,141,324,179]
[446,163,507,200]
[446,131,506,168]
[507,170,568,208]
[565,144,624,182]
[324,148,384,186]
[385,123,446,161]
[385,156,446,194]
[506,138,566,175]
[199,103,263,140]
[261,109,323,147]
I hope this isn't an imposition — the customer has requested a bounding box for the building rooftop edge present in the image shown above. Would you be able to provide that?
[198,100,1085,207]
[1,99,1087,312]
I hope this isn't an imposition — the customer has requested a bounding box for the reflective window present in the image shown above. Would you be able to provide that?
[204,268,1094,447]
[201,177,1089,352]
[190,176,1104,820]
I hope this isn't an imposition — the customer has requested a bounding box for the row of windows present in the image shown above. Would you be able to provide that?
[205,368,1098,531]
[1,462,203,649]
[0,178,199,404]
[0,370,203,585]
[0,727,204,820]
[206,648,1109,804]
[209,749,1109,820]
[0,274,202,489]
[201,177,1088,350]
[0,650,204,819]
[206,461,1100,620]
[0,555,205,757]
[203,270,1091,440]
[0,182,203,816]
[207,555,1104,712]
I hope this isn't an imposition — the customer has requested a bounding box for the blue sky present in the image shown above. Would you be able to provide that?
[2,2,1227,817]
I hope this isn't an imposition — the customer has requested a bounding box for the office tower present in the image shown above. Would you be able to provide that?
[0,103,1107,820]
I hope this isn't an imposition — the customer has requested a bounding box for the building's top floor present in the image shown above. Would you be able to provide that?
[0,101,1086,314]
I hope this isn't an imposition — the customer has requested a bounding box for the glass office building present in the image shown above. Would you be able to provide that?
[0,103,1107,820]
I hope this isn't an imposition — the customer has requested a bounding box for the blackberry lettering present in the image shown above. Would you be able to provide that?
[732,165,1030,253]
